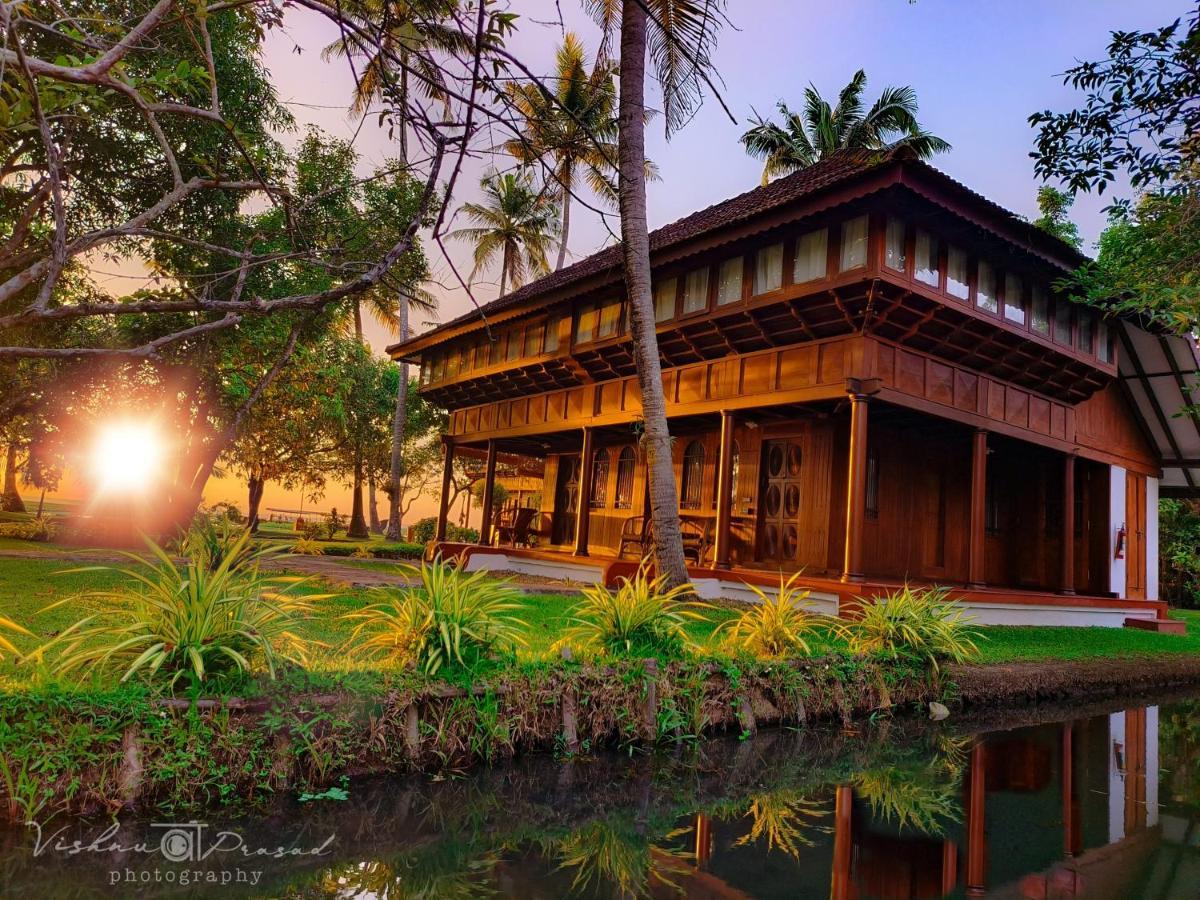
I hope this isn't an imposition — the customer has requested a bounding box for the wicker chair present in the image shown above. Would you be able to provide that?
[617,515,652,559]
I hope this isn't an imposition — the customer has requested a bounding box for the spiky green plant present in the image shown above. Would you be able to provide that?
[37,531,322,689]
[843,585,982,672]
[0,615,33,661]
[178,515,258,571]
[718,571,828,658]
[733,790,829,860]
[343,560,526,674]
[555,561,707,659]
[292,538,325,556]
[351,544,375,559]
[852,764,962,835]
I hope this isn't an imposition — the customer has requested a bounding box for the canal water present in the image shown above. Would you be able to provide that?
[1,691,1197,897]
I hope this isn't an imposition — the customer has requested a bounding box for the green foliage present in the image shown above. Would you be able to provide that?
[717,571,827,659]
[0,518,54,542]
[1161,499,1200,608]
[292,538,326,556]
[343,560,526,674]
[843,585,982,672]
[371,542,426,560]
[410,517,477,544]
[555,563,707,659]
[1031,186,1083,249]
[37,531,326,690]
[178,514,257,572]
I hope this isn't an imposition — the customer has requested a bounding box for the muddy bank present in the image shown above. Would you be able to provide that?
[950,654,1200,711]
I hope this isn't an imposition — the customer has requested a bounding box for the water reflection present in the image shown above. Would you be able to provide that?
[2,694,1199,898]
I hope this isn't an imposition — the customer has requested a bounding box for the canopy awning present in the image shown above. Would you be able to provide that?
[1118,324,1200,495]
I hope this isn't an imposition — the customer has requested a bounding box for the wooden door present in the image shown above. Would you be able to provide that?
[551,455,581,545]
[1125,471,1147,600]
[757,439,804,565]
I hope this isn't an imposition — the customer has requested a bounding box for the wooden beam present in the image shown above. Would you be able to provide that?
[435,438,456,543]
[479,439,498,546]
[1119,324,1195,488]
[842,391,870,582]
[715,410,736,569]
[968,429,988,588]
[1061,453,1076,595]
[574,426,595,557]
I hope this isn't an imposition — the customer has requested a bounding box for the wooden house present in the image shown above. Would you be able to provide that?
[390,148,1199,629]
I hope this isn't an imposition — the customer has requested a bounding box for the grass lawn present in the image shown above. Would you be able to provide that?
[973,609,1200,663]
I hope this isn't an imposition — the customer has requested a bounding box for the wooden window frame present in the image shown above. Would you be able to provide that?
[680,440,705,510]
[614,447,636,509]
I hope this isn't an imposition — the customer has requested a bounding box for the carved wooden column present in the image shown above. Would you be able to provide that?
[574,426,594,557]
[966,741,987,897]
[842,390,870,582]
[968,429,988,588]
[479,440,498,546]
[1062,453,1076,594]
[714,410,736,569]
[435,438,455,542]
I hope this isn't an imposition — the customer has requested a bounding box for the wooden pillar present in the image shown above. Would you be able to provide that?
[435,438,455,542]
[842,392,870,582]
[1061,453,1076,594]
[574,427,594,557]
[831,785,853,900]
[967,429,988,588]
[694,812,712,869]
[965,741,987,896]
[479,440,498,546]
[1062,721,1076,857]
[714,410,735,569]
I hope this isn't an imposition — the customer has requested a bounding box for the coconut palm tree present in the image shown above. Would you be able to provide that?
[504,33,622,271]
[741,70,950,185]
[450,170,560,297]
[583,0,728,589]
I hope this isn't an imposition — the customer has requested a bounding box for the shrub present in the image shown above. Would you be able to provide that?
[843,585,981,672]
[37,531,325,690]
[291,539,325,556]
[1161,498,1200,608]
[0,518,55,542]
[718,572,827,658]
[410,518,478,544]
[351,544,374,559]
[556,562,706,659]
[371,542,425,560]
[318,544,355,557]
[343,559,526,674]
[178,515,256,571]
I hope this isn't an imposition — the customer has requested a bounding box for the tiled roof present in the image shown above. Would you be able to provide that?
[392,146,1085,354]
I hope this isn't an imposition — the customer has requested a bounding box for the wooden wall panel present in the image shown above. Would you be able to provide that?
[779,346,818,389]
[1074,383,1158,469]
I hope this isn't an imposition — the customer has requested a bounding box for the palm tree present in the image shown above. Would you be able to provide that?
[505,34,622,271]
[741,70,950,184]
[450,170,559,297]
[583,0,728,590]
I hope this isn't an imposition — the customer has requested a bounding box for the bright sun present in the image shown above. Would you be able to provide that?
[92,422,164,494]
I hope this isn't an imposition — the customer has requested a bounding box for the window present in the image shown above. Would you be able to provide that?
[716,256,744,305]
[1053,301,1072,345]
[654,277,677,322]
[1031,286,1050,335]
[914,229,939,287]
[754,242,783,294]
[794,228,828,283]
[1078,310,1095,354]
[524,322,544,356]
[614,447,635,509]
[1003,273,1025,326]
[976,260,998,314]
[865,447,880,519]
[683,268,709,315]
[884,218,906,271]
[681,441,705,509]
[420,357,431,384]
[839,215,868,270]
[597,299,621,338]
[505,329,520,361]
[947,245,969,299]
[544,313,562,353]
[446,349,460,378]
[589,449,610,507]
[432,352,445,381]
[575,305,595,344]
[1098,324,1112,363]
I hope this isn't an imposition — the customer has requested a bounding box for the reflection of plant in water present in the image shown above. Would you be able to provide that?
[1160,698,1200,813]
[311,847,500,899]
[554,818,690,898]
[734,790,829,860]
[852,763,961,835]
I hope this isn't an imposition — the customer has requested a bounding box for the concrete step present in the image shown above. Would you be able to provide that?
[1124,617,1187,635]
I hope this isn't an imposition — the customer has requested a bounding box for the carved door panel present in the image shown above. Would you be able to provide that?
[757,440,804,565]
[552,455,582,545]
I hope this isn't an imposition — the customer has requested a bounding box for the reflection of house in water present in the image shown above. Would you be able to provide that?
[689,706,1183,898]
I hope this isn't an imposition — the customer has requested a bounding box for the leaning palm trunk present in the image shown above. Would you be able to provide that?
[617,2,689,589]
[556,163,573,270]
[385,295,410,540]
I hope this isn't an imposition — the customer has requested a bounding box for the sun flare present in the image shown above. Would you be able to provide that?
[91,421,164,494]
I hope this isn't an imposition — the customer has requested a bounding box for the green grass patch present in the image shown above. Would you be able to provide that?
[973,610,1200,663]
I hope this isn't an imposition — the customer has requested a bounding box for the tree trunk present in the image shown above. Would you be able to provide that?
[353,298,364,344]
[555,165,572,271]
[385,295,410,540]
[368,471,382,533]
[247,473,265,533]
[348,448,369,538]
[1,444,25,513]
[617,1,689,589]
[36,488,45,519]
[499,248,509,298]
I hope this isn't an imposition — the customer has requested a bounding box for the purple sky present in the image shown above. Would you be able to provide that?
[262,1,1185,350]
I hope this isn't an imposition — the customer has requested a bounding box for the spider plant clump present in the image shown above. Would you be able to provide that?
[291,538,325,556]
[844,585,982,672]
[555,561,707,660]
[343,559,527,675]
[37,530,324,691]
[718,571,828,659]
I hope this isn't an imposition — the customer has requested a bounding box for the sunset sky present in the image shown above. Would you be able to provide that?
[45,1,1189,528]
